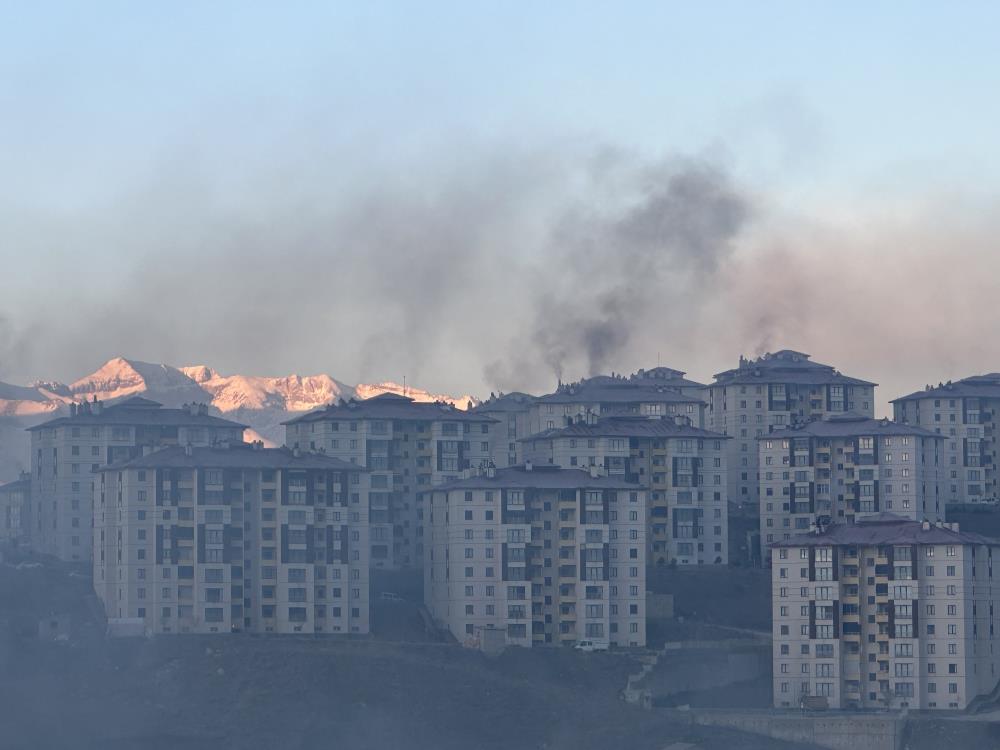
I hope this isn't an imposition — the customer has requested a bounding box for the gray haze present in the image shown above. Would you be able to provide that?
[2,142,1000,414]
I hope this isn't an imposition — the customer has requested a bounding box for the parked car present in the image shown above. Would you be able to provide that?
[574,639,609,652]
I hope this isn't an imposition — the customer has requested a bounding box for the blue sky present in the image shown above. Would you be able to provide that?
[4,2,999,206]
[1,2,999,404]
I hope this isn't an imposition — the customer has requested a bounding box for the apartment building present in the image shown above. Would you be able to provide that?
[759,414,943,557]
[893,374,1000,504]
[529,371,706,436]
[424,463,646,648]
[28,397,246,562]
[471,391,537,468]
[520,416,729,566]
[707,350,877,506]
[283,393,496,569]
[94,443,370,635]
[771,514,1000,711]
[0,473,29,547]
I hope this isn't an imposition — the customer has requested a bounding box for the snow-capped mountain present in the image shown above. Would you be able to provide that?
[0,358,478,480]
[181,367,353,413]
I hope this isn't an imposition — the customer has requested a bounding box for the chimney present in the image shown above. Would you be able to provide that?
[184,444,193,457]
[486,462,496,479]
[189,403,200,417]
[293,447,301,458]
[524,460,532,472]
[921,519,931,531]
[589,464,599,479]
[92,399,103,415]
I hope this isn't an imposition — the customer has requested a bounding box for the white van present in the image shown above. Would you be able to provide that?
[574,639,609,652]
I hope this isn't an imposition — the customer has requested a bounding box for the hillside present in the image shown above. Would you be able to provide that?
[0,558,816,750]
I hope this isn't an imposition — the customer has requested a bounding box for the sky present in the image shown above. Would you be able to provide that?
[1,2,1000,415]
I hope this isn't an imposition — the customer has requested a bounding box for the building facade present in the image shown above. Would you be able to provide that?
[707,350,877,507]
[520,416,729,566]
[759,414,944,556]
[283,393,496,569]
[94,444,370,635]
[28,397,246,562]
[471,391,537,468]
[424,464,646,648]
[0,473,30,547]
[771,514,1000,711]
[892,374,1000,504]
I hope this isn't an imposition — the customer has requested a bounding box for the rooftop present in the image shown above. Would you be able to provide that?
[283,392,496,425]
[892,373,1000,404]
[519,415,727,442]
[27,397,247,431]
[771,513,999,548]
[712,349,876,388]
[535,379,704,406]
[98,444,364,472]
[0,477,30,494]
[764,412,943,440]
[472,391,537,413]
[428,464,642,492]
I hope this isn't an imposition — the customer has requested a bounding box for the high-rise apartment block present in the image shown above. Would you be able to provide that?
[94,444,370,635]
[521,416,729,565]
[471,391,536,468]
[0,472,29,547]
[892,374,1000,504]
[708,350,877,506]
[771,514,1000,710]
[424,464,646,648]
[283,393,496,569]
[759,414,944,557]
[28,397,246,561]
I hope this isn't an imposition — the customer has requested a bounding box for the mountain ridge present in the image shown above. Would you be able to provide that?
[0,357,480,479]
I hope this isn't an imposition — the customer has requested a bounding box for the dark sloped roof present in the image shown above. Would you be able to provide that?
[764,413,943,440]
[712,350,876,387]
[891,374,1000,404]
[28,398,247,431]
[427,464,641,492]
[771,514,999,548]
[519,416,727,442]
[283,393,496,425]
[98,445,364,472]
[535,382,704,406]
[0,478,30,494]
[472,392,537,413]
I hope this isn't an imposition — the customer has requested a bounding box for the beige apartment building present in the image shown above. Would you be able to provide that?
[759,414,944,557]
[471,391,536,468]
[771,514,1000,711]
[520,415,729,566]
[94,443,370,635]
[707,350,877,506]
[283,393,497,569]
[0,473,30,547]
[28,397,246,562]
[424,463,646,648]
[529,371,706,436]
[893,374,1000,504]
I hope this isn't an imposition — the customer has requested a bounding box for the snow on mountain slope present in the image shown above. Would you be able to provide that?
[355,381,478,410]
[0,381,71,417]
[71,358,207,406]
[182,368,354,413]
